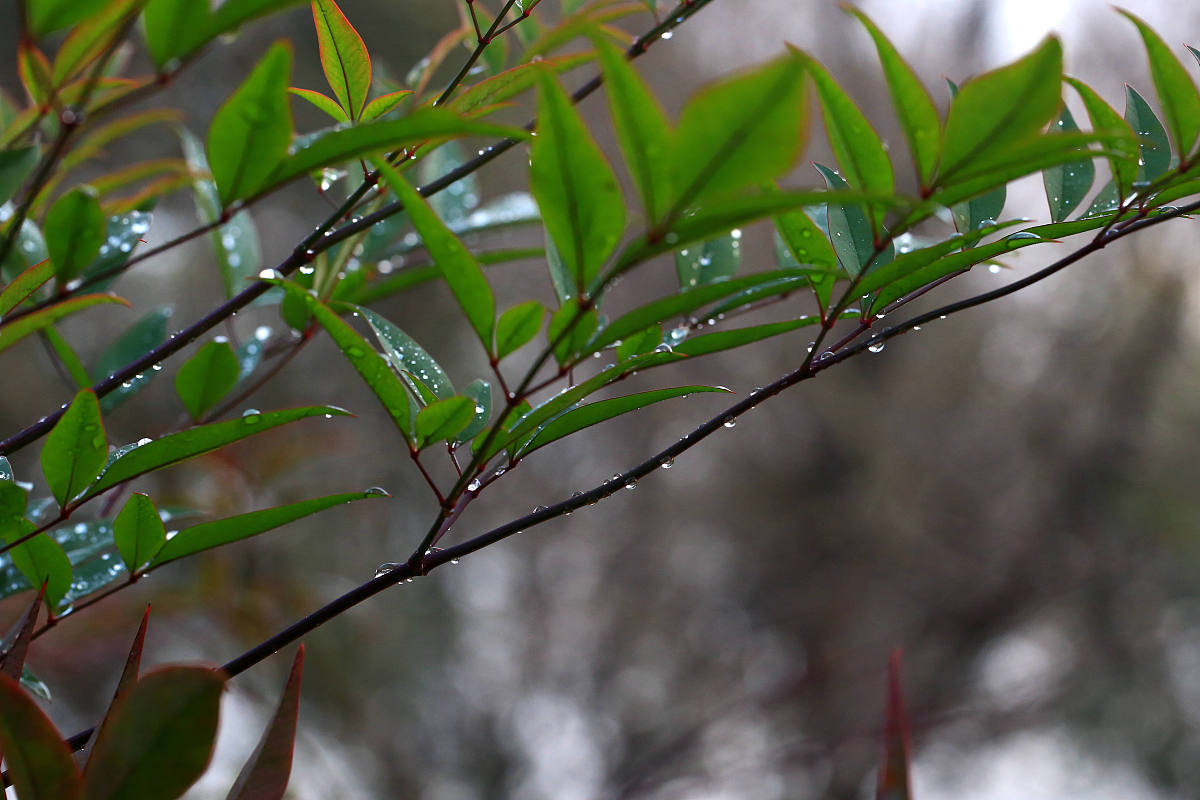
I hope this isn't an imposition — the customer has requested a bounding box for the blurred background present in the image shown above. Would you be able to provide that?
[4,0,1200,797]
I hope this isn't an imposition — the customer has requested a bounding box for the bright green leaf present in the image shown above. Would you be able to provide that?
[113,493,166,572]
[175,340,240,420]
[2,522,73,608]
[495,301,545,359]
[27,0,109,37]
[46,186,105,285]
[50,0,140,85]
[0,293,127,354]
[312,0,371,120]
[1120,10,1200,161]
[415,396,476,449]
[674,318,820,357]
[143,0,306,68]
[547,298,599,366]
[1066,77,1139,196]
[41,389,107,507]
[359,90,412,122]
[675,234,741,291]
[0,259,53,317]
[288,87,349,123]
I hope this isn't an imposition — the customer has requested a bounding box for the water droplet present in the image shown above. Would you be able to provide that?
[137,437,152,446]
[988,264,1002,274]
[467,478,481,492]
[242,409,261,423]
[364,486,390,497]
[660,30,673,39]
[661,458,674,469]
[258,268,278,280]
[624,479,637,490]
[533,505,548,513]
[868,341,885,353]
[374,562,400,578]
[723,417,737,429]
[654,343,673,353]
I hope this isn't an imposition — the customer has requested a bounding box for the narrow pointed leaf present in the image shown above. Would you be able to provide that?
[1125,85,1172,182]
[0,258,53,316]
[0,145,39,205]
[876,650,913,800]
[0,293,127,354]
[593,36,672,221]
[936,37,1063,184]
[455,379,491,443]
[372,158,495,349]
[357,306,454,399]
[84,605,152,754]
[17,42,53,106]
[27,0,110,37]
[675,234,741,290]
[359,90,412,122]
[92,306,172,413]
[674,318,820,357]
[312,0,371,120]
[531,71,625,293]
[51,0,141,85]
[113,493,167,572]
[521,386,729,456]
[41,389,107,507]
[1120,10,1200,161]
[844,6,940,185]
[208,42,293,206]
[1043,106,1095,221]
[616,326,661,361]
[415,396,476,449]
[144,0,306,69]
[176,340,240,421]
[1066,77,1139,195]
[226,646,305,800]
[0,586,45,680]
[815,163,894,276]
[495,301,545,359]
[46,186,106,284]
[0,671,81,800]
[547,299,599,366]
[149,491,382,567]
[287,87,349,123]
[82,667,225,800]
[79,406,351,502]
[42,326,91,389]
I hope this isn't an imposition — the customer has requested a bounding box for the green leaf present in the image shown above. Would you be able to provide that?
[149,491,381,568]
[1066,77,1139,196]
[414,396,476,449]
[530,71,625,294]
[81,667,224,800]
[1125,85,1172,182]
[92,306,172,413]
[21,666,52,702]
[936,37,1063,184]
[226,647,304,800]
[143,0,306,68]
[673,318,820,357]
[844,7,940,186]
[78,405,351,502]
[1043,106,1095,222]
[0,456,11,482]
[773,203,838,313]
[27,0,109,37]
[50,0,140,85]
[41,389,107,508]
[951,185,1005,233]
[266,112,526,195]
[175,340,240,421]
[0,217,48,282]
[815,163,894,277]
[455,379,491,443]
[46,186,106,285]
[546,298,599,366]
[356,306,454,400]
[668,54,806,212]
[372,158,495,350]
[544,232,573,305]
[208,42,293,206]
[675,234,741,291]
[419,141,480,225]
[593,36,673,221]
[0,146,39,206]
[616,325,661,361]
[1119,10,1200,161]
[0,293,126,354]
[495,301,545,359]
[311,0,371,120]
[272,282,411,440]
[0,258,53,317]
[359,90,412,122]
[0,672,81,800]
[288,87,349,123]
[42,326,91,389]
[2,522,73,608]
[520,386,729,456]
[113,493,166,572]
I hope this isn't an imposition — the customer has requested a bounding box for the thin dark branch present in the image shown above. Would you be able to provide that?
[434,0,521,108]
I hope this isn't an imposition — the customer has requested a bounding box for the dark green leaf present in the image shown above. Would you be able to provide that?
[1126,85,1172,182]
[495,301,545,359]
[46,186,105,285]
[546,298,599,366]
[149,491,381,567]
[415,396,476,449]
[0,293,127,354]
[0,672,81,799]
[2,521,72,608]
[1043,106,1095,221]
[419,142,480,225]
[0,259,53,317]
[113,493,166,572]
[455,379,491,444]
[80,211,155,292]
[208,42,294,206]
[175,340,240,421]
[0,456,11,482]
[544,233,573,305]
[616,325,660,361]
[675,234,741,290]
[673,318,820,357]
[42,326,91,389]
[21,666,51,702]
[312,0,371,120]
[0,218,48,281]
[1066,77,1139,196]
[357,307,454,399]
[773,204,838,313]
[92,306,172,413]
[81,667,224,800]
[1120,10,1200,161]
[531,71,625,294]
[372,158,495,350]
[41,389,106,507]
[0,146,39,206]
[815,163,894,276]
[951,185,1005,233]
[78,405,351,502]
[226,646,304,800]
[520,386,729,456]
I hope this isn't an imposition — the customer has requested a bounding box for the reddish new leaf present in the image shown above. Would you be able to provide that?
[0,671,82,800]
[225,646,305,800]
[876,649,913,800]
[0,583,46,680]
[311,0,371,120]
[85,606,150,755]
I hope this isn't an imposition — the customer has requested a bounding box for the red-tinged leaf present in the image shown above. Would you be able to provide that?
[225,646,305,800]
[359,90,412,122]
[0,671,82,800]
[311,0,371,120]
[50,0,142,86]
[0,259,54,316]
[876,649,913,800]
[287,87,349,123]
[0,584,46,680]
[18,41,54,107]
[82,667,225,800]
[85,606,150,754]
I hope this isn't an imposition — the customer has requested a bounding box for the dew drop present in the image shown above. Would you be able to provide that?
[242,409,262,423]
[988,264,1002,274]
[373,562,400,578]
[533,505,548,513]
[467,478,481,492]
[661,458,674,469]
[624,479,637,490]
[868,341,885,353]
[364,486,390,497]
[723,417,737,429]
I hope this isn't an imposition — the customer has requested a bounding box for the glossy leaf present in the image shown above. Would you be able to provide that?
[616,325,660,361]
[0,671,81,800]
[360,90,412,122]
[0,293,126,354]
[312,0,371,119]
[82,667,225,800]
[544,233,573,305]
[0,217,48,280]
[520,386,729,456]
[951,185,1005,233]
[674,318,820,357]
[774,204,838,313]
[357,306,453,400]
[113,493,166,572]
[46,186,106,284]
[936,37,1063,184]
[41,389,107,507]
[3,521,73,607]
[1043,106,1095,221]
[455,379,491,443]
[815,163,894,276]
[593,36,672,221]
[1066,77,1139,196]
[150,491,381,567]
[1125,85,1172,182]
[845,7,939,186]
[0,456,11,481]
[273,281,412,441]
[1120,10,1200,161]
[287,87,349,123]
[226,646,305,800]
[208,42,294,205]
[92,305,172,413]
[372,158,495,349]
[415,396,476,449]
[668,55,806,212]
[27,0,110,37]
[495,301,545,359]
[0,146,38,206]
[547,298,599,366]
[531,71,625,293]
[176,340,240,421]
[675,234,741,291]
[79,405,351,502]
[0,258,53,316]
